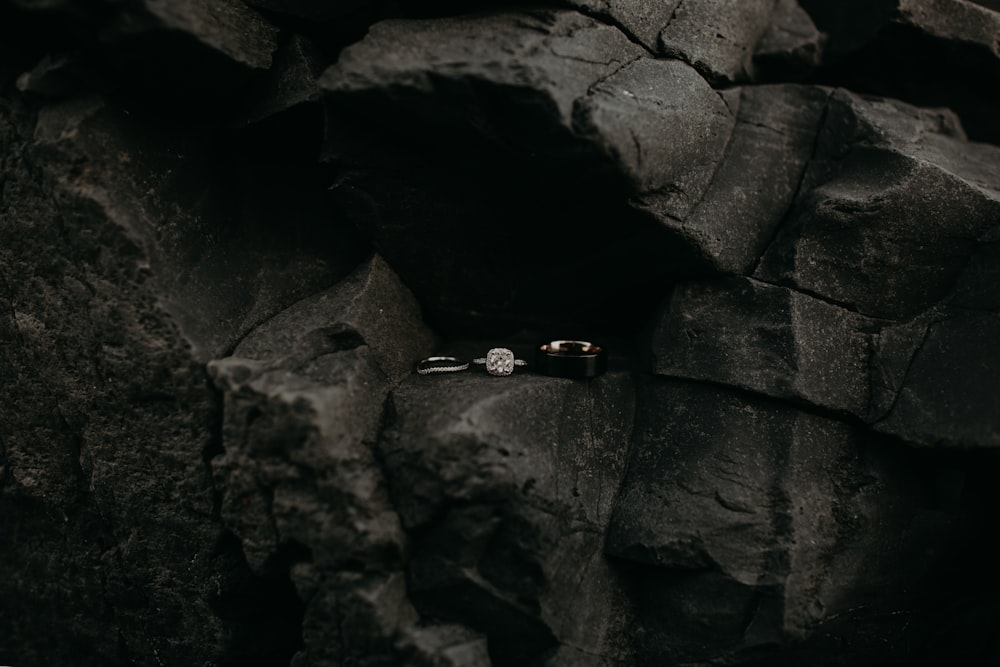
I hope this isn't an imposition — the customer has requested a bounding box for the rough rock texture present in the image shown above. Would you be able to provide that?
[752,0,826,79]
[803,0,1000,143]
[4,0,1000,665]
[651,277,881,417]
[756,89,1000,321]
[1,79,365,665]
[209,255,437,666]
[320,10,739,330]
[657,0,778,83]
[607,379,980,665]
[672,84,828,274]
[379,369,636,664]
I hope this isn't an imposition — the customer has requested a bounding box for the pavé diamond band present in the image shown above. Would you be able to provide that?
[472,347,528,376]
[416,356,470,375]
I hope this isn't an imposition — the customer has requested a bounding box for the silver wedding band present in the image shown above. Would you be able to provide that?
[416,356,470,375]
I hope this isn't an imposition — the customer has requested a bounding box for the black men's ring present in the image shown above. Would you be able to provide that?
[535,340,607,379]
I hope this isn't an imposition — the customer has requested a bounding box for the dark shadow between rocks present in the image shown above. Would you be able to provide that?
[210,533,309,667]
[805,6,1000,145]
[332,164,697,338]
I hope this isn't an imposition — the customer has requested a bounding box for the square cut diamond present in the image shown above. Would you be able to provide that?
[486,348,515,376]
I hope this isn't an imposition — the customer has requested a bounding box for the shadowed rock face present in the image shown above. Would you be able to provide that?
[3,1,1000,666]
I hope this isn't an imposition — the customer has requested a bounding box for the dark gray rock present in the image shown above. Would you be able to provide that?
[28,95,366,360]
[321,10,647,166]
[209,254,436,665]
[101,0,279,93]
[876,311,1000,448]
[650,277,879,417]
[320,10,739,330]
[650,275,1000,449]
[226,254,436,383]
[607,378,969,664]
[378,370,636,665]
[753,0,826,80]
[801,0,1000,143]
[396,623,491,666]
[245,0,368,21]
[564,0,812,84]
[657,0,778,83]
[895,0,1000,57]
[565,0,679,51]
[757,89,1000,321]
[238,34,327,127]
[669,84,828,274]
[107,0,278,70]
[320,9,735,212]
[15,52,100,98]
[585,56,735,221]
[0,91,365,665]
[1,96,223,665]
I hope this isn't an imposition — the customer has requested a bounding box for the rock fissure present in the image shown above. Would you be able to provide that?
[749,88,833,276]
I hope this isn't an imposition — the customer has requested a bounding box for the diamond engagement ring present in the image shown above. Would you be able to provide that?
[416,356,470,375]
[473,348,528,376]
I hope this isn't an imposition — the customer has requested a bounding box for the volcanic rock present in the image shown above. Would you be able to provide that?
[378,369,636,664]
[607,378,970,664]
[756,89,1000,321]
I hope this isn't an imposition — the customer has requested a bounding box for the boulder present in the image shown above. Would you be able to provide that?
[0,95,222,665]
[875,311,1000,448]
[607,378,972,664]
[801,0,1000,143]
[650,277,879,417]
[657,0,778,83]
[321,10,738,331]
[753,0,826,79]
[209,254,436,664]
[668,84,828,274]
[28,94,366,359]
[756,89,1000,321]
[101,0,279,94]
[0,91,365,665]
[378,369,636,664]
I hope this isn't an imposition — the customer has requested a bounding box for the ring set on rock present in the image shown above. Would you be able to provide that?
[416,341,607,378]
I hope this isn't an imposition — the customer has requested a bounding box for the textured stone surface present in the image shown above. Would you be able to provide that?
[757,89,1000,320]
[651,277,880,416]
[607,379,974,664]
[321,10,737,330]
[0,86,365,665]
[673,84,828,273]
[245,0,368,21]
[1,99,223,665]
[208,254,436,664]
[802,0,1000,143]
[238,34,327,127]
[753,0,826,79]
[658,0,778,83]
[321,10,648,167]
[565,0,679,51]
[651,277,1000,448]
[4,1,1000,665]
[105,0,279,71]
[321,11,733,333]
[379,370,636,665]
[875,312,1000,448]
[26,95,366,359]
